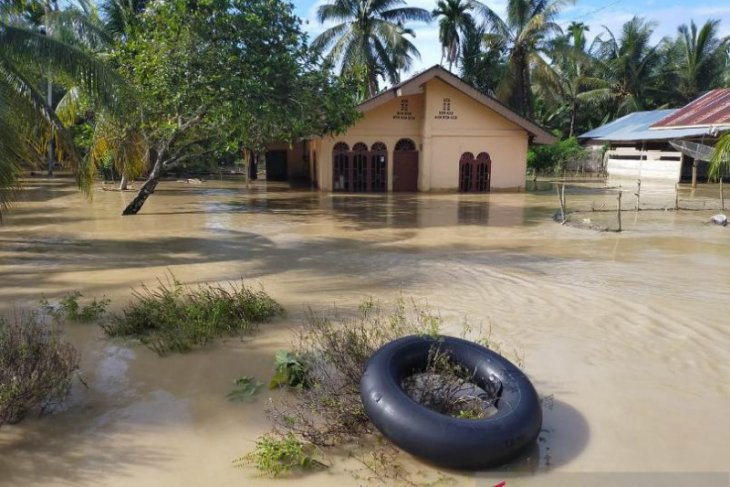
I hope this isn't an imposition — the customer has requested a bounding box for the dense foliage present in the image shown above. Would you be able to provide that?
[2,0,729,209]
[527,136,588,175]
[0,314,80,426]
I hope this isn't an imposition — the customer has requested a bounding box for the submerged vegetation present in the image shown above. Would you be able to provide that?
[244,298,510,479]
[41,292,110,323]
[227,376,264,402]
[101,276,283,356]
[235,433,326,477]
[0,313,80,426]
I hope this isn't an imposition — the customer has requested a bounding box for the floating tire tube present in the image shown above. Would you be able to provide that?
[360,335,542,470]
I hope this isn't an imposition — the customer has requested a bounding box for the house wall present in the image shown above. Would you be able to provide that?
[606,146,683,183]
[315,78,530,192]
[422,79,528,191]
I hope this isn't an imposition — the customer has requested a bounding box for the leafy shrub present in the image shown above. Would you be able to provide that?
[0,314,80,426]
[265,298,494,448]
[41,291,110,323]
[102,276,283,356]
[268,351,310,390]
[227,376,263,402]
[235,433,325,477]
[528,137,588,175]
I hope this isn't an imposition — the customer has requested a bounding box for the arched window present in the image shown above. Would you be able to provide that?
[395,138,416,151]
[352,142,368,152]
[333,144,350,191]
[475,152,491,192]
[459,152,475,192]
[459,152,491,192]
[370,142,387,192]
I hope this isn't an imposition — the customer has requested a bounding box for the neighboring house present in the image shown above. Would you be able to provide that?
[263,65,555,192]
[579,89,730,185]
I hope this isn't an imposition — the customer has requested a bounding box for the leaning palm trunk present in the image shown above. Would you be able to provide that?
[122,145,165,215]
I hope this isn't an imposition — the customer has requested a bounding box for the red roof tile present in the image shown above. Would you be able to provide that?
[651,89,730,129]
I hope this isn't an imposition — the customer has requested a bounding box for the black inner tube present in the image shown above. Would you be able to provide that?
[360,335,542,470]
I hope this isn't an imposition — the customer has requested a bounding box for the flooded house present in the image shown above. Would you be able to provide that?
[264,65,555,192]
[579,88,730,185]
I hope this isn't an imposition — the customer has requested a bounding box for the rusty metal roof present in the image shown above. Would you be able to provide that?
[651,89,730,130]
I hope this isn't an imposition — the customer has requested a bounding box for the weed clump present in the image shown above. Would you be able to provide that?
[41,292,110,323]
[235,433,325,477]
[102,276,283,356]
[0,313,80,426]
[266,298,496,447]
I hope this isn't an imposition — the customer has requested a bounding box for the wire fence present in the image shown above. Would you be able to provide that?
[546,178,727,232]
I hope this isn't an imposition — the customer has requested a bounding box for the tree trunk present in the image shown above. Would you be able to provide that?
[122,150,163,215]
[119,174,129,191]
[569,100,576,138]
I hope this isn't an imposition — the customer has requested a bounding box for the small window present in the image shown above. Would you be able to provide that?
[395,138,416,151]
[371,142,387,152]
[442,98,451,111]
[352,142,368,152]
[333,142,349,152]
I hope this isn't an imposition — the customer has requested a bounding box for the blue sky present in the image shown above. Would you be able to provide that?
[291,0,730,77]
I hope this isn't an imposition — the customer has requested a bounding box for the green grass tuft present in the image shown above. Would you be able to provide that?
[235,433,325,477]
[101,275,283,356]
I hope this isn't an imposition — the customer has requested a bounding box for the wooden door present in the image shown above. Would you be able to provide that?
[393,151,419,192]
[265,150,288,181]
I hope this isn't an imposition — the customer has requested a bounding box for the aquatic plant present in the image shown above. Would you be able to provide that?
[41,292,110,323]
[234,433,325,477]
[227,376,263,402]
[266,298,496,443]
[101,275,283,356]
[268,351,310,390]
[247,298,504,480]
[0,313,80,426]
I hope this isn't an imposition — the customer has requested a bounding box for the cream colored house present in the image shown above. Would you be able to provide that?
[265,65,555,192]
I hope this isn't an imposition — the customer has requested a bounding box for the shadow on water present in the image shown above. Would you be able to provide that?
[0,225,571,303]
[419,398,589,481]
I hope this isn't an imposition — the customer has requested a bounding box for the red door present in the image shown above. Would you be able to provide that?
[393,151,419,192]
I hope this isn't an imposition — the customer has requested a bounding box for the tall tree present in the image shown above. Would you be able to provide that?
[0,9,126,215]
[312,0,430,98]
[431,0,481,71]
[535,21,598,136]
[480,0,572,117]
[115,0,359,215]
[673,19,729,104]
[580,17,663,119]
[459,25,505,93]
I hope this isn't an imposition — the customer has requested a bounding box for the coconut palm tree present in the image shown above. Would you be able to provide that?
[0,13,126,214]
[431,0,481,71]
[312,0,431,98]
[673,19,729,104]
[579,17,663,119]
[710,133,730,210]
[459,24,505,93]
[534,21,598,136]
[479,0,572,117]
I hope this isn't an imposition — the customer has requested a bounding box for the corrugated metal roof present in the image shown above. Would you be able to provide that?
[651,89,730,129]
[578,110,713,142]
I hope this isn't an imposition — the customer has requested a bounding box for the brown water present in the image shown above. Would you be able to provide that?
[1,179,728,486]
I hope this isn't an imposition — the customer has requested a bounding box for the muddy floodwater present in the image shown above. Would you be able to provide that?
[1,179,729,486]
